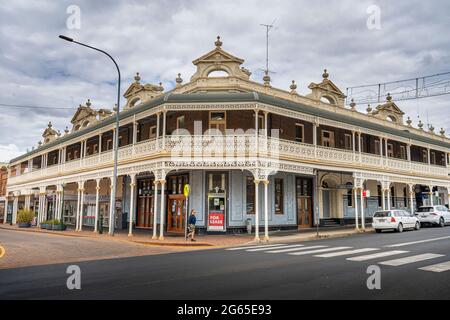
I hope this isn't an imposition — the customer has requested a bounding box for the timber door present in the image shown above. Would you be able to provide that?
[167,195,186,233]
[296,177,313,228]
[137,179,155,229]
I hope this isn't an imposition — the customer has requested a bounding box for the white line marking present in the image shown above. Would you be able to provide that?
[288,247,352,256]
[380,253,444,267]
[246,244,304,252]
[266,245,327,254]
[314,248,379,258]
[419,261,450,273]
[385,236,450,248]
[226,244,287,251]
[347,250,408,262]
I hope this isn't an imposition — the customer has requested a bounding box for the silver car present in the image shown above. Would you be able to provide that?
[415,205,450,227]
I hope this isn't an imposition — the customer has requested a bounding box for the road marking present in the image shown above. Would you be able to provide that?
[385,236,450,248]
[226,244,287,251]
[0,245,5,258]
[347,250,408,262]
[246,244,304,252]
[266,245,327,254]
[419,261,450,273]
[314,248,379,258]
[288,247,352,256]
[380,253,444,267]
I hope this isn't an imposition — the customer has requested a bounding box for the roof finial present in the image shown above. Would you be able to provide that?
[418,119,424,130]
[440,128,446,137]
[322,69,329,80]
[64,126,69,134]
[350,99,356,111]
[48,121,52,128]
[176,73,183,86]
[386,93,392,102]
[215,36,223,49]
[86,99,91,107]
[134,72,141,83]
[366,104,373,114]
[429,124,435,134]
[290,80,297,94]
[406,116,412,127]
[158,82,164,92]
[263,70,271,87]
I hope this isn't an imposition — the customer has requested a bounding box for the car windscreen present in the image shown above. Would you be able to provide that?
[417,207,434,212]
[374,211,390,217]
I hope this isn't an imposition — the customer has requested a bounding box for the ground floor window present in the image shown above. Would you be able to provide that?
[377,185,382,207]
[274,178,284,214]
[246,176,255,214]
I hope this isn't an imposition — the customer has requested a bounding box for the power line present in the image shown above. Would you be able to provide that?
[0,103,76,110]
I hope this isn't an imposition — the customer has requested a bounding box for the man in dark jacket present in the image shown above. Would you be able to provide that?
[187,209,197,241]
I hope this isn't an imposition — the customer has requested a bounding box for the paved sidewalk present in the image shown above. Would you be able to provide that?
[0,224,370,248]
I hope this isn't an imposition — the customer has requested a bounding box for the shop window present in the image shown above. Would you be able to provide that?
[391,186,395,208]
[403,187,408,207]
[295,124,304,143]
[149,125,157,139]
[377,185,382,207]
[274,178,284,214]
[246,176,255,214]
[346,183,353,207]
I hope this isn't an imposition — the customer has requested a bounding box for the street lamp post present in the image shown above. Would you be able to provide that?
[59,35,121,236]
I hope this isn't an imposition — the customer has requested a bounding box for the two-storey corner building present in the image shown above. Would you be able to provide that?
[4,37,450,240]
[0,163,8,223]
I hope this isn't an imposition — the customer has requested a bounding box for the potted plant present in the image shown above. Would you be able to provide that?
[50,219,66,231]
[40,220,50,229]
[17,210,34,228]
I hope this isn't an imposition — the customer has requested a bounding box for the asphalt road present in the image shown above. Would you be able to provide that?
[1,226,450,300]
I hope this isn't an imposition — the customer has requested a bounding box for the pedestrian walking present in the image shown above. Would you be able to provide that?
[187,209,197,241]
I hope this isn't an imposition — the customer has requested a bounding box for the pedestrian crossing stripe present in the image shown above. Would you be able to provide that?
[226,244,287,251]
[314,248,379,258]
[419,261,450,273]
[288,247,352,256]
[347,250,409,262]
[267,245,327,254]
[379,253,445,267]
[246,244,304,252]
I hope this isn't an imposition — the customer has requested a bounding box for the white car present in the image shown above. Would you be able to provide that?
[373,210,420,233]
[415,205,450,227]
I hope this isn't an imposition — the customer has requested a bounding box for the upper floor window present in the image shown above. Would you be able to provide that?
[344,134,352,151]
[431,151,436,165]
[375,139,381,155]
[149,125,157,139]
[321,130,335,148]
[387,144,394,158]
[295,124,304,143]
[246,176,255,215]
[209,111,226,134]
[400,145,406,160]
[422,150,428,163]
[176,116,185,130]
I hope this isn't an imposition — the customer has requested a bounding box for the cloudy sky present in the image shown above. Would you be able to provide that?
[1,0,449,162]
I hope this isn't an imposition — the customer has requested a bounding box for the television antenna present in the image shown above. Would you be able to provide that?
[260,19,277,76]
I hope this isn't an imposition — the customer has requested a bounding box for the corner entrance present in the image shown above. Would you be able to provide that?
[296,177,313,228]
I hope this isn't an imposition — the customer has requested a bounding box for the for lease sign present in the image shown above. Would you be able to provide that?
[208,211,225,231]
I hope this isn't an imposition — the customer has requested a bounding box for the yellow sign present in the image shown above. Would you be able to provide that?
[0,245,5,259]
[184,184,190,198]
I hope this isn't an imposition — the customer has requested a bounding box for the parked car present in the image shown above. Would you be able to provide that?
[373,210,420,233]
[415,205,450,227]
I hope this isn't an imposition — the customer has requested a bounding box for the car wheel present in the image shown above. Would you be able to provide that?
[375,229,382,233]
[397,223,404,233]
[439,217,445,228]
[415,222,420,231]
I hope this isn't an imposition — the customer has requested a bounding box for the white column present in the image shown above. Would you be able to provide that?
[75,186,81,230]
[152,180,159,240]
[384,138,388,159]
[162,111,167,149]
[78,185,85,231]
[354,188,359,230]
[94,179,101,233]
[387,188,391,210]
[159,180,166,240]
[357,132,362,156]
[98,134,103,156]
[109,181,115,234]
[3,197,8,224]
[352,131,356,162]
[133,122,138,145]
[156,113,160,138]
[12,196,18,225]
[429,186,434,206]
[360,188,365,230]
[263,180,269,241]
[54,192,59,219]
[427,148,431,164]
[128,174,136,237]
[254,179,260,241]
[254,110,259,154]
[381,188,386,210]
[264,112,268,137]
[409,186,415,215]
